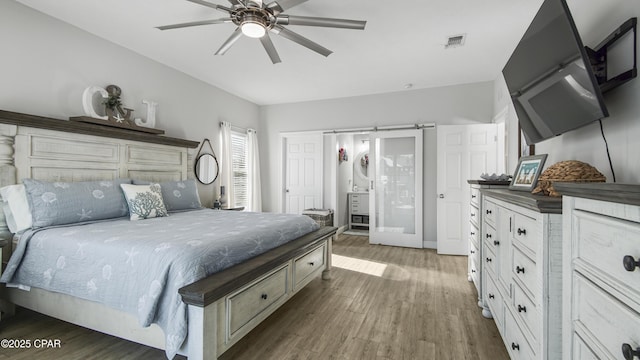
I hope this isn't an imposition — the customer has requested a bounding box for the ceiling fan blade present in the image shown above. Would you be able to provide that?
[276,15,366,30]
[260,33,281,64]
[156,18,232,31]
[272,25,332,57]
[186,0,233,13]
[215,28,244,55]
[266,0,309,14]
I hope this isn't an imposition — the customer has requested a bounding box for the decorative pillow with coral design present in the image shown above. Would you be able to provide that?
[120,183,169,220]
[23,178,132,228]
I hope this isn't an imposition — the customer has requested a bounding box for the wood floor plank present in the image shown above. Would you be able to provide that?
[0,234,508,359]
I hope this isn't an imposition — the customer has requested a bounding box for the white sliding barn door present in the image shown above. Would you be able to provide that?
[283,134,323,214]
[436,124,497,255]
[369,129,423,248]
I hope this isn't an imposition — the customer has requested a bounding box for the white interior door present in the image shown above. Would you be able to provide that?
[437,124,497,255]
[369,129,423,248]
[284,134,323,214]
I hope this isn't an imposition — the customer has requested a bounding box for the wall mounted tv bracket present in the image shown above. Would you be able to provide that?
[586,17,637,93]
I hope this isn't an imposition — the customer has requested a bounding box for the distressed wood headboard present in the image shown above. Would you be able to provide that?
[0,109,200,247]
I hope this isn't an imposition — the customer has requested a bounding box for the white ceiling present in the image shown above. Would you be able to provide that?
[16,0,551,105]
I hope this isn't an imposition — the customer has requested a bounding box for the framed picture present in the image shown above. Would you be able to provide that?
[509,154,547,191]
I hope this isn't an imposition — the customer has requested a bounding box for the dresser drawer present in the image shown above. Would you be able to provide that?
[513,247,537,299]
[573,274,640,359]
[470,255,480,292]
[228,265,289,337]
[351,204,368,214]
[573,210,640,306]
[484,248,497,277]
[469,240,480,265]
[484,200,498,227]
[294,244,326,289]
[513,212,538,257]
[513,281,539,346]
[469,222,480,248]
[470,204,479,228]
[470,187,480,207]
[505,309,535,360]
[483,224,498,254]
[485,274,504,332]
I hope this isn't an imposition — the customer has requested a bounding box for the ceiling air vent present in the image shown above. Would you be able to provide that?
[445,34,466,49]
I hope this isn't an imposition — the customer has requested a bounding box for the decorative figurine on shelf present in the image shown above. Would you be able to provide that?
[104,85,135,126]
[135,100,158,128]
[339,147,348,163]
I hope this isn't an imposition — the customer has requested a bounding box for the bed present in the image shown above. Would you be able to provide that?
[0,110,336,359]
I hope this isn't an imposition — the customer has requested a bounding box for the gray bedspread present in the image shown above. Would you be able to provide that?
[1,209,319,358]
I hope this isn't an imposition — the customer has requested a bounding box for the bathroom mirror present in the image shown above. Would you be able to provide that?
[195,153,219,185]
[353,151,369,190]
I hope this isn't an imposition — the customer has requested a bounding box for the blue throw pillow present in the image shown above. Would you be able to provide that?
[23,178,132,228]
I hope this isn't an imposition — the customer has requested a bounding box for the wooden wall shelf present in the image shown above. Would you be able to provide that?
[0,110,199,148]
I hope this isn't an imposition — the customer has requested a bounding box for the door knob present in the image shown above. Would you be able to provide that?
[439,194,445,199]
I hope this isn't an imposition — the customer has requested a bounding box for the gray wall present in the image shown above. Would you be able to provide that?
[259,81,495,246]
[494,0,640,182]
[0,1,260,206]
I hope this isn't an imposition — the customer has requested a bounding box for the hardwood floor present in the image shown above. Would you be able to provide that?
[0,234,508,360]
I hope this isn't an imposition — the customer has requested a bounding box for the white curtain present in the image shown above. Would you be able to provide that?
[247,128,262,212]
[219,121,235,207]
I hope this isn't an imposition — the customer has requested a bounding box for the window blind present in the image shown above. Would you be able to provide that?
[231,131,248,208]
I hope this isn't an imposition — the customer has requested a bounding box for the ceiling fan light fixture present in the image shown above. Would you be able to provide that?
[241,15,267,38]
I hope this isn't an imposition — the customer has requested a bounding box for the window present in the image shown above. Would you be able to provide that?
[231,131,248,208]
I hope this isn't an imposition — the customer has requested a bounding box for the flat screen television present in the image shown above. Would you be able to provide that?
[502,0,609,144]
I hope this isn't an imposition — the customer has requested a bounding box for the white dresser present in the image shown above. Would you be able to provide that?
[480,189,563,359]
[348,192,369,231]
[467,180,509,317]
[556,183,640,360]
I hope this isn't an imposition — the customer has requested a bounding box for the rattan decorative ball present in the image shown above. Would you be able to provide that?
[531,160,606,197]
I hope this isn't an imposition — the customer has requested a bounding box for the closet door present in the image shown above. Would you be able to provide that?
[369,129,423,248]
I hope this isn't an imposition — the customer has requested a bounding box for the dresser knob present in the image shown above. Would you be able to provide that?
[494,240,500,246]
[261,293,268,300]
[517,228,527,236]
[488,294,495,299]
[471,194,477,198]
[623,256,640,272]
[511,343,520,351]
[518,304,527,313]
[486,209,492,215]
[516,266,525,274]
[486,257,492,263]
[471,213,476,217]
[622,343,640,360]
[470,250,475,254]
[486,233,492,239]
[470,232,475,236]
[471,269,476,273]
[309,262,315,266]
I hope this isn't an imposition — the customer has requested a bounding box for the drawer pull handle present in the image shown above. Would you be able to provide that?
[471,269,476,273]
[486,209,492,215]
[486,234,492,239]
[623,256,640,272]
[471,213,476,217]
[518,304,527,313]
[516,266,525,274]
[494,240,500,246]
[470,250,475,254]
[309,262,315,266]
[517,228,527,236]
[486,257,492,263]
[471,195,477,198]
[511,343,520,351]
[470,232,476,236]
[488,294,495,299]
[261,293,268,300]
[622,343,640,360]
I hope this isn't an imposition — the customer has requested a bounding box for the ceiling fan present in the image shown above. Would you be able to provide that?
[157,0,367,64]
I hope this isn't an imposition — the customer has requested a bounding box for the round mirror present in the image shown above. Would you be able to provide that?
[195,154,219,185]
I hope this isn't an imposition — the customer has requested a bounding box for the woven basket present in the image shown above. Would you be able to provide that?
[532,160,606,197]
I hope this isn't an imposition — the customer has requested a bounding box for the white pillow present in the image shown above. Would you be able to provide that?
[0,184,33,233]
[120,183,169,221]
